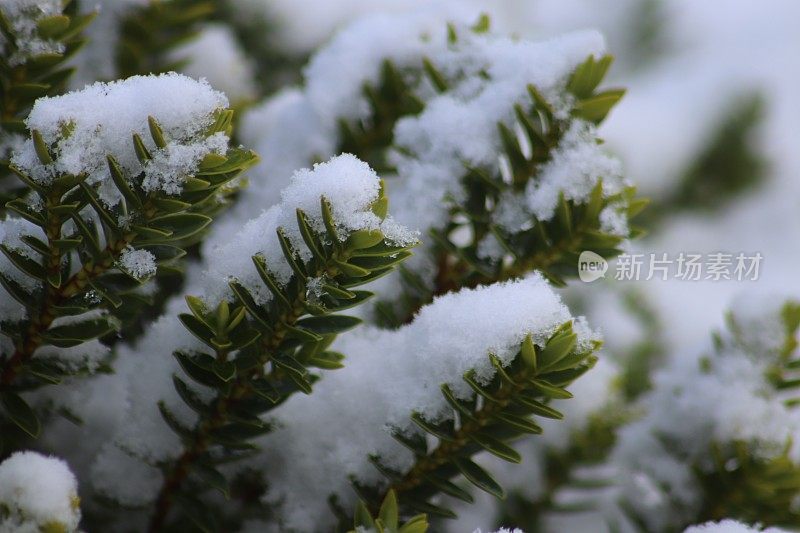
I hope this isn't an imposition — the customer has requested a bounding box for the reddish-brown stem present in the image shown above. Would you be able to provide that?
[0,228,134,386]
[147,300,306,532]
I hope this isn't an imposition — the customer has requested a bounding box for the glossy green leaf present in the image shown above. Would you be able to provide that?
[179,313,215,346]
[345,229,385,250]
[539,331,578,370]
[148,116,168,149]
[398,514,429,533]
[252,255,292,307]
[32,130,53,165]
[296,315,362,335]
[0,272,36,308]
[378,490,399,529]
[158,401,194,441]
[36,14,70,38]
[423,474,474,503]
[354,500,376,530]
[333,259,371,278]
[453,458,505,499]
[1,393,41,438]
[296,208,324,260]
[529,379,573,399]
[494,412,543,434]
[174,351,223,388]
[193,461,229,498]
[172,376,211,415]
[42,316,117,347]
[0,245,46,280]
[469,433,521,463]
[573,89,625,123]
[132,133,151,164]
[276,228,307,279]
[149,213,211,241]
[411,412,454,441]
[107,155,141,208]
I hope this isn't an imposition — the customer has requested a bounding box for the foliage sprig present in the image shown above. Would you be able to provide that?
[0,111,256,447]
[354,322,600,522]
[148,185,417,531]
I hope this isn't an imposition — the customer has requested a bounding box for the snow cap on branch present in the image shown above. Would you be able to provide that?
[0,451,81,532]
[200,153,417,306]
[258,274,598,530]
[603,295,800,530]
[389,29,617,234]
[11,73,229,204]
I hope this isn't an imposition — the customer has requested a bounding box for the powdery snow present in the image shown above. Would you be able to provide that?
[11,73,229,205]
[257,274,598,530]
[200,154,417,306]
[0,451,81,532]
[171,23,257,103]
[118,246,157,280]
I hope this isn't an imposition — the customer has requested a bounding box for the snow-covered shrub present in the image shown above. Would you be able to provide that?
[0,0,96,206]
[0,72,256,444]
[525,298,800,532]
[0,451,81,533]
[0,2,794,533]
[239,13,643,327]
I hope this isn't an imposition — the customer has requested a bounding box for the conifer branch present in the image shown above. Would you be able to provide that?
[0,78,256,445]
[362,323,601,520]
[148,178,417,530]
[0,0,96,209]
[116,0,216,79]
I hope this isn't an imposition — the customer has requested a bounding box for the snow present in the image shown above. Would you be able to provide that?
[89,307,205,505]
[69,0,151,86]
[258,274,598,530]
[141,132,228,195]
[118,246,157,280]
[235,13,627,323]
[90,444,162,507]
[171,23,257,103]
[234,89,334,217]
[6,2,799,531]
[228,15,627,321]
[561,298,800,532]
[35,339,110,373]
[389,30,611,233]
[0,0,65,66]
[524,121,624,221]
[89,154,416,505]
[0,451,81,532]
[303,8,459,129]
[684,520,789,533]
[11,74,229,205]
[231,6,472,222]
[234,0,482,54]
[599,204,629,236]
[200,154,417,306]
